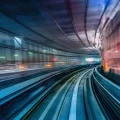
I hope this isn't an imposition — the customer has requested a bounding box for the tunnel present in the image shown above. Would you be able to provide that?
[0,0,120,120]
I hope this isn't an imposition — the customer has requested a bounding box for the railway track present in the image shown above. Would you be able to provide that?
[91,67,120,120]
[1,66,119,120]
[0,66,87,120]
[20,69,91,120]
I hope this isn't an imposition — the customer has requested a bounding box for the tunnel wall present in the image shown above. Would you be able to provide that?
[102,10,120,74]
[0,31,83,71]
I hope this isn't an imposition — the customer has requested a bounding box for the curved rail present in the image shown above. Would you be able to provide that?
[84,70,105,120]
[21,69,91,120]
[91,67,120,119]
[1,66,109,120]
[0,66,86,120]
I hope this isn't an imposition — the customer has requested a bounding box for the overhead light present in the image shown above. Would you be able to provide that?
[115,50,118,53]
[28,51,33,56]
[42,49,47,53]
[85,58,94,62]
[14,37,22,45]
[0,56,6,59]
[14,37,21,41]
[14,54,19,57]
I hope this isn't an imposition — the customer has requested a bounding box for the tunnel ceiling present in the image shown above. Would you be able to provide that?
[0,0,116,55]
